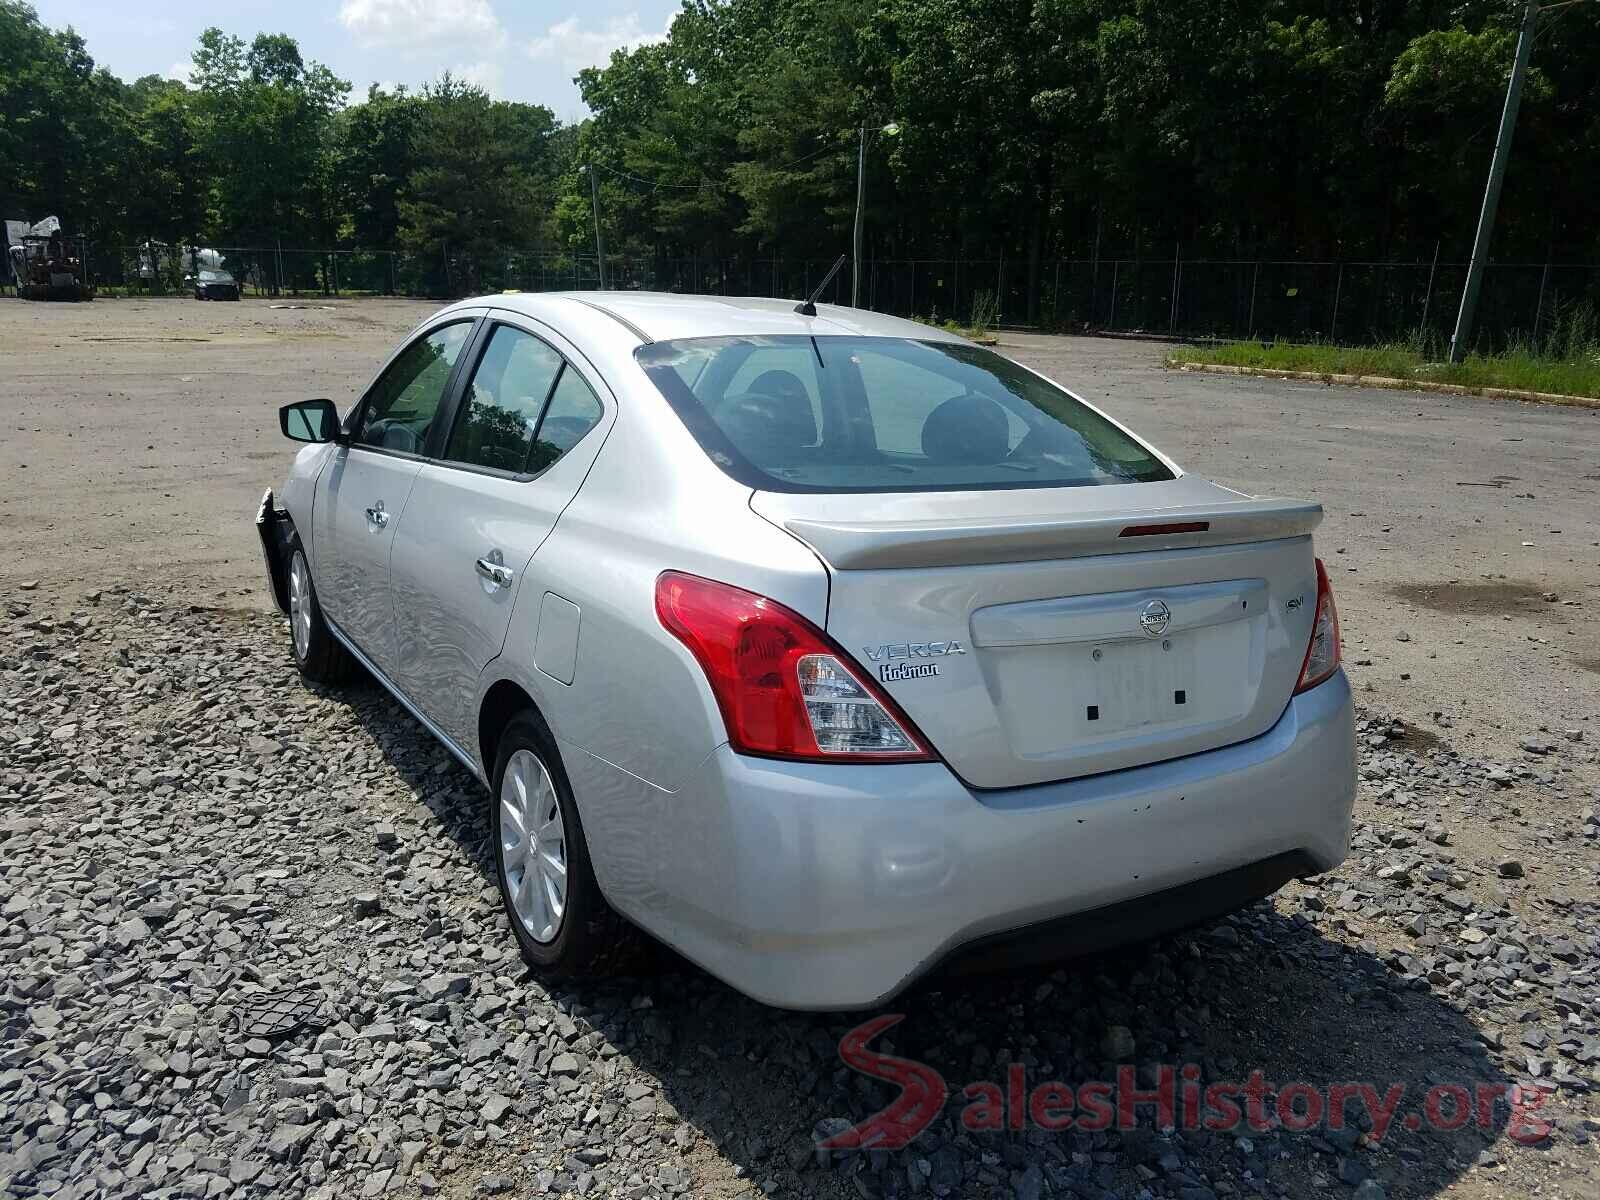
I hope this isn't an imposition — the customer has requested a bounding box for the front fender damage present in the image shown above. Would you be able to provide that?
[256,489,292,614]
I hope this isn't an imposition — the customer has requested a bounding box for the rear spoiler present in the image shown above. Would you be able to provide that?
[777,498,1324,570]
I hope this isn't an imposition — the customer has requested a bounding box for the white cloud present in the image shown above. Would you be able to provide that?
[339,0,504,51]
[526,12,669,72]
[455,60,504,95]
[165,60,193,84]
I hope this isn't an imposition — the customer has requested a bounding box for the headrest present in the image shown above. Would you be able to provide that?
[920,394,1010,464]
[720,371,818,456]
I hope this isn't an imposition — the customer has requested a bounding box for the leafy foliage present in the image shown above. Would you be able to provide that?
[563,0,1598,317]
[0,5,561,290]
[186,28,350,246]
[396,75,559,292]
[2,0,1597,315]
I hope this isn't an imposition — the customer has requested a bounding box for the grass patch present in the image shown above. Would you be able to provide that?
[1169,305,1600,399]
[912,315,998,345]
[912,290,1002,345]
[1169,339,1600,399]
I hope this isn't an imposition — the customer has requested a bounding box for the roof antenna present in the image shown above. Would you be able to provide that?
[794,254,847,316]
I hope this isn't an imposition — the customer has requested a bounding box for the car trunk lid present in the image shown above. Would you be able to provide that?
[753,478,1323,788]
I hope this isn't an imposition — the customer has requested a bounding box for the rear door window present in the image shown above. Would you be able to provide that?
[441,322,605,477]
[635,335,1173,493]
[529,367,604,472]
[445,325,564,472]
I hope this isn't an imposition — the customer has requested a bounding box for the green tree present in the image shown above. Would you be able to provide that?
[887,0,1062,317]
[188,28,348,246]
[121,76,205,247]
[6,0,1600,314]
[333,85,421,250]
[725,2,878,255]
[0,2,127,237]
[398,75,558,294]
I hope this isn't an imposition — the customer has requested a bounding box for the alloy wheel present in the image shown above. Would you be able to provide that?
[288,551,313,661]
[500,748,568,943]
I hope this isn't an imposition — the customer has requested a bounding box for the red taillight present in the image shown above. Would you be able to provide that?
[1294,558,1341,693]
[655,571,933,762]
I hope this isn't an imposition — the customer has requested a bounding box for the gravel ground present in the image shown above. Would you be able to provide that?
[2,591,1596,1200]
[2,300,1598,1200]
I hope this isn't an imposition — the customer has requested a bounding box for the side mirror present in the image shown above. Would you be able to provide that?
[280,398,341,443]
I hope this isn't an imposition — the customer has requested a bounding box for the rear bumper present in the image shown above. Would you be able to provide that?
[939,848,1318,978]
[574,670,1355,1010]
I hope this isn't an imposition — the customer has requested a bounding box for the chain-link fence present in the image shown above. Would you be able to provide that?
[90,245,1600,351]
[93,246,852,304]
[100,245,449,299]
[863,257,1600,350]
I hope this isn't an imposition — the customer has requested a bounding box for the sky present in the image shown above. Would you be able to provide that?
[34,0,682,121]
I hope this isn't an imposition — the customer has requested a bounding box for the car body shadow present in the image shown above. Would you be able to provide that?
[339,683,1523,1200]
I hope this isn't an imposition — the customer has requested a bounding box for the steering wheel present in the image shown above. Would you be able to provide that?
[371,419,424,454]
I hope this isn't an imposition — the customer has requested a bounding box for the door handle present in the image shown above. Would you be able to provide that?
[365,501,388,528]
[475,557,514,588]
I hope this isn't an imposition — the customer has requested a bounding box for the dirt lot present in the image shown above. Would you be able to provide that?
[4,301,1597,765]
[2,298,1597,1200]
[0,297,438,611]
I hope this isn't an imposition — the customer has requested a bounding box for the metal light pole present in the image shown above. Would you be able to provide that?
[852,125,867,307]
[852,122,899,308]
[1448,0,1539,363]
[585,164,608,290]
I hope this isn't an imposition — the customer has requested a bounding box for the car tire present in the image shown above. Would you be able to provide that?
[284,533,356,684]
[491,711,644,977]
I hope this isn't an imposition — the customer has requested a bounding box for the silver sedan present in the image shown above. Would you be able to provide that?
[257,292,1354,1010]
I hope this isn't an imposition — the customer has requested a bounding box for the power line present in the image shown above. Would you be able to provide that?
[767,141,844,173]
[589,139,844,193]
[589,162,708,191]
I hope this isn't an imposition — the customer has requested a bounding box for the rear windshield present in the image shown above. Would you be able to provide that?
[635,335,1173,493]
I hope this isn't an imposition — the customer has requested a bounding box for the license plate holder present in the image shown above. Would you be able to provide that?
[1079,636,1194,733]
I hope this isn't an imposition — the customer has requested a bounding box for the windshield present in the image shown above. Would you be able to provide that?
[635,335,1174,493]
[199,270,233,283]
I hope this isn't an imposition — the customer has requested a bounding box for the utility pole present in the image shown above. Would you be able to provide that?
[849,123,899,308]
[1448,0,1539,363]
[852,124,866,307]
[587,165,608,290]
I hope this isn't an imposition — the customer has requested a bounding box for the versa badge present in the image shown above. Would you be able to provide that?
[864,639,965,683]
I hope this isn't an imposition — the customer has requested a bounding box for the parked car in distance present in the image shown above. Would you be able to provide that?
[256,292,1355,1009]
[193,268,241,300]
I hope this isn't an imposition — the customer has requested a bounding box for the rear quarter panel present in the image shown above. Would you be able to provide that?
[489,359,830,792]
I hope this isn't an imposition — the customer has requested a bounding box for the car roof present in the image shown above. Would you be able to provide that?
[442,290,966,346]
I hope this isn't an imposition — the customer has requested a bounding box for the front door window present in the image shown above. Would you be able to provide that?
[353,321,472,455]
